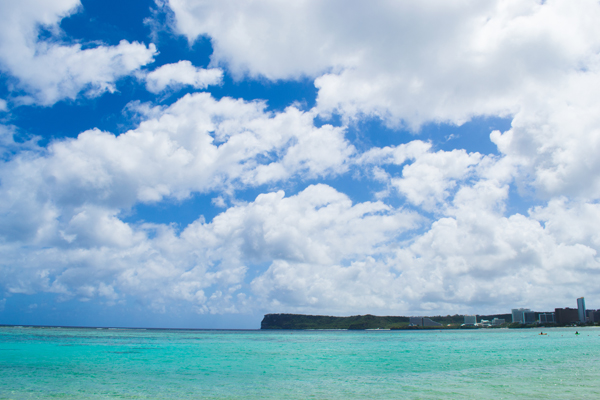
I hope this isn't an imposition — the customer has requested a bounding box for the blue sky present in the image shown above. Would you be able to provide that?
[1,0,600,328]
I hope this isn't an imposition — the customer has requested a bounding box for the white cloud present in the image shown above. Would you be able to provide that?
[530,198,600,250]
[167,0,600,126]
[0,185,421,315]
[3,128,600,315]
[168,0,340,80]
[391,191,600,314]
[183,184,420,266]
[356,141,432,166]
[0,92,354,245]
[490,69,600,200]
[250,146,600,315]
[0,99,7,112]
[4,0,600,318]
[145,60,223,93]
[6,95,597,315]
[248,175,600,316]
[407,162,600,313]
[0,124,40,160]
[0,0,156,105]
[391,149,483,211]
[251,259,407,314]
[357,142,495,212]
[167,0,600,205]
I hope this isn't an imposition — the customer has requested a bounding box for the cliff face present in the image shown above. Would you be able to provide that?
[260,314,410,330]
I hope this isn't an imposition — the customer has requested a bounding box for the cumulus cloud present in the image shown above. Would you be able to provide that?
[0,124,40,160]
[3,0,600,319]
[357,142,494,212]
[0,0,156,105]
[391,189,600,314]
[357,141,432,167]
[183,184,420,266]
[167,0,600,126]
[167,0,600,204]
[4,92,599,314]
[251,259,407,314]
[490,70,600,200]
[0,92,354,245]
[145,60,223,93]
[0,185,420,314]
[251,177,600,315]
[390,149,483,211]
[530,198,600,250]
[3,117,600,314]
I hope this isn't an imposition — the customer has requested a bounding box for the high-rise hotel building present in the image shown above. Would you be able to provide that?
[577,297,586,323]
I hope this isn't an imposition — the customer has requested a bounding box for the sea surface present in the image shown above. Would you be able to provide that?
[1,326,600,399]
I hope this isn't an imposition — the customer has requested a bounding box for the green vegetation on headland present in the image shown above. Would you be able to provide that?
[261,314,408,330]
[261,313,511,330]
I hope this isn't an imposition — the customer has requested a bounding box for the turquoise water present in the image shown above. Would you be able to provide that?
[1,326,600,399]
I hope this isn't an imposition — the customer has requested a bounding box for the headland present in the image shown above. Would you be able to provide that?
[260,313,514,330]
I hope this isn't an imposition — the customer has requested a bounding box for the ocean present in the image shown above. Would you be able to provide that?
[1,326,599,399]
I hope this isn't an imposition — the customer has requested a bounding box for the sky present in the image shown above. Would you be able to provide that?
[1,0,600,329]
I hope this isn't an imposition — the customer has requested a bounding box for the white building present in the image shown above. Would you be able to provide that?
[464,315,477,325]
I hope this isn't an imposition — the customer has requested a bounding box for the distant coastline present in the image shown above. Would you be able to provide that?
[260,313,593,330]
